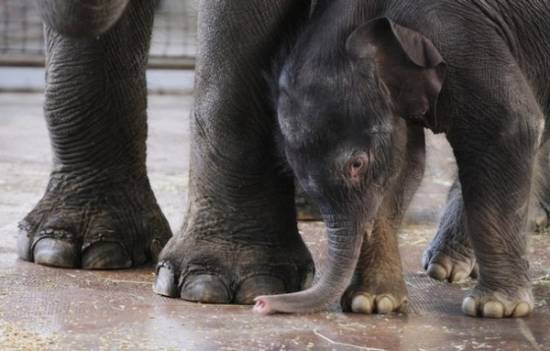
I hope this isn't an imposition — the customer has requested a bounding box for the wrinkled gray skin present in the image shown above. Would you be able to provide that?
[252,0,550,318]
[37,0,130,38]
[25,0,315,301]
[25,0,548,318]
[19,0,173,269]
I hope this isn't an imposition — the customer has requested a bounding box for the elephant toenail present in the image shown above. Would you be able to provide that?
[33,238,79,268]
[180,274,231,304]
[81,242,132,270]
[427,263,448,281]
[154,263,178,297]
[482,301,504,318]
[450,269,469,283]
[351,294,373,314]
[512,302,531,317]
[462,296,478,317]
[376,296,395,314]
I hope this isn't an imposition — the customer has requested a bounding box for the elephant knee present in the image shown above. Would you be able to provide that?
[37,0,130,38]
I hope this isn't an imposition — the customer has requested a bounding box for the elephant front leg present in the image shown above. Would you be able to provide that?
[448,71,541,318]
[457,146,535,318]
[423,178,478,283]
[153,1,314,304]
[341,218,409,314]
[18,0,172,269]
[342,125,425,314]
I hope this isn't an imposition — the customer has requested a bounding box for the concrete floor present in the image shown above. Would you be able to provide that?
[0,93,549,350]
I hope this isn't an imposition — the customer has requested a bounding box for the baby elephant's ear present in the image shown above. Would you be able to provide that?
[346,17,446,131]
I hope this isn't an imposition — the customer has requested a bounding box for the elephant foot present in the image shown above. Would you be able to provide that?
[462,286,534,318]
[423,227,478,283]
[341,271,408,314]
[18,175,172,269]
[154,209,314,304]
[154,242,314,304]
[422,248,478,283]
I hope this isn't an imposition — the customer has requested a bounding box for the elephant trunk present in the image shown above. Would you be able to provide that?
[37,0,130,38]
[254,216,369,314]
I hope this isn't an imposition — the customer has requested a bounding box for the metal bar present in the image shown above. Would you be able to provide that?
[0,54,196,69]
[0,54,43,67]
[148,56,195,69]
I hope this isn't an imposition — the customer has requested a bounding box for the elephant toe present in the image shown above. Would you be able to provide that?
[235,275,286,304]
[376,295,398,314]
[180,274,232,304]
[349,293,407,315]
[512,302,532,317]
[33,238,79,268]
[424,251,476,283]
[462,297,506,318]
[426,262,449,281]
[81,242,132,270]
[153,262,178,297]
[350,294,374,314]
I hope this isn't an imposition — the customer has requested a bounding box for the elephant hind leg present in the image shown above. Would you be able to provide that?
[424,125,549,283]
[423,178,478,283]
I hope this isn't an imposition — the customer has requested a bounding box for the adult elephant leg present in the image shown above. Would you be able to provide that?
[18,0,172,269]
[36,0,130,38]
[154,1,314,304]
[342,124,425,314]
[422,178,478,283]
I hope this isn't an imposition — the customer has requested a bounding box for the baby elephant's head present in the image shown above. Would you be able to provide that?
[254,18,446,314]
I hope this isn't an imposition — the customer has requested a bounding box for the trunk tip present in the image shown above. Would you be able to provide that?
[253,296,275,315]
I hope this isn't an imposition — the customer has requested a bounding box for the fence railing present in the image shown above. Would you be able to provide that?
[0,0,197,69]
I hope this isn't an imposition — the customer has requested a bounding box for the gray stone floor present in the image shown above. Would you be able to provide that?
[0,93,548,350]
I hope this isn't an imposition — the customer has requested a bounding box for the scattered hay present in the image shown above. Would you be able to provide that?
[0,319,60,351]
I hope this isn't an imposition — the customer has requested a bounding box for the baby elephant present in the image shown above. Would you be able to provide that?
[254,1,550,318]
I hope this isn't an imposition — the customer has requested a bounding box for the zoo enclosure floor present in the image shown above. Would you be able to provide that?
[0,93,548,350]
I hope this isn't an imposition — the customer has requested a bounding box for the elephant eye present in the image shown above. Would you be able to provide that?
[345,152,369,183]
[351,158,364,170]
